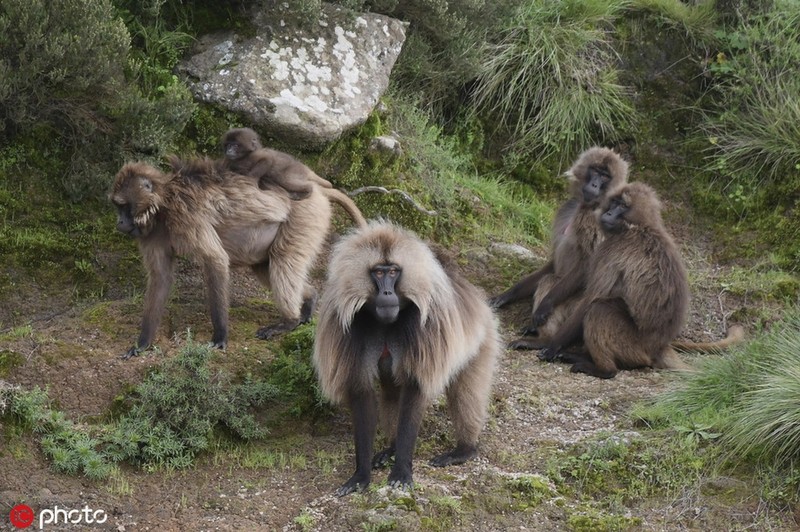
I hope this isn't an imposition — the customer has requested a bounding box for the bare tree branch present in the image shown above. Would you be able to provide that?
[348,186,437,216]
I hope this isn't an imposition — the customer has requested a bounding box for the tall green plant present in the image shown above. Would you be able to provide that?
[471,0,636,163]
[701,4,800,187]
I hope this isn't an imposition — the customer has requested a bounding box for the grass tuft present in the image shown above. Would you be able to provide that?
[471,0,637,164]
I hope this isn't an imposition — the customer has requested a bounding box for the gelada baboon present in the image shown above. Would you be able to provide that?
[539,182,740,378]
[313,221,501,495]
[490,147,629,349]
[221,127,333,200]
[109,156,360,359]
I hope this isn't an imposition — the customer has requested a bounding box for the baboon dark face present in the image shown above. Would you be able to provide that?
[370,264,402,324]
[582,165,612,203]
[599,196,628,234]
[222,128,262,161]
[109,166,162,238]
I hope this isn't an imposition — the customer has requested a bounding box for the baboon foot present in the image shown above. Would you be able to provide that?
[430,443,477,467]
[210,332,227,350]
[121,346,142,360]
[570,361,617,379]
[255,319,300,340]
[387,465,413,490]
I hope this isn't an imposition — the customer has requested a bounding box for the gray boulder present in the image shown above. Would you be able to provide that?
[177,5,407,148]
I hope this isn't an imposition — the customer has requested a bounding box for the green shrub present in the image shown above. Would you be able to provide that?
[264,324,328,418]
[0,0,129,133]
[108,342,279,468]
[367,0,514,116]
[2,342,281,476]
[696,3,800,268]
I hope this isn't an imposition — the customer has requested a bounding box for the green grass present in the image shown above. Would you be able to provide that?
[471,0,637,164]
[628,0,716,40]
[634,308,800,502]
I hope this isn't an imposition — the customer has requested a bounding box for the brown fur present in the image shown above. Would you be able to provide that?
[491,147,629,349]
[672,325,745,353]
[109,156,335,358]
[542,183,692,378]
[313,221,501,494]
[221,127,333,200]
[319,187,367,228]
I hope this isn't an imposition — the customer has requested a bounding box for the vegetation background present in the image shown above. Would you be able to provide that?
[1,0,799,530]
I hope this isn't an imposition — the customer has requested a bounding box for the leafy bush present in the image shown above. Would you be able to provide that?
[470,0,637,164]
[366,0,514,116]
[697,2,800,268]
[264,325,327,418]
[0,0,196,201]
[701,6,800,187]
[2,342,280,476]
[108,342,279,468]
[0,0,129,133]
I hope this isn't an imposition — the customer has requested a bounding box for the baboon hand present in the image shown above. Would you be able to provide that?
[531,304,553,327]
[488,294,508,309]
[538,346,560,362]
[335,473,370,497]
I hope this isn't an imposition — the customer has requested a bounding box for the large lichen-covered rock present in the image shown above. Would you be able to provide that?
[177,5,407,148]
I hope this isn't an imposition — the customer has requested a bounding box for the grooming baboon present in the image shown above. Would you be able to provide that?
[539,182,717,378]
[313,222,501,495]
[221,127,333,200]
[109,156,363,359]
[490,146,629,349]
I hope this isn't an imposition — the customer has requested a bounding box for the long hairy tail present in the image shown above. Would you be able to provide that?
[323,188,367,228]
[671,325,745,353]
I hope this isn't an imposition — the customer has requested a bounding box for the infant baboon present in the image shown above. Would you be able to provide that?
[221,127,333,200]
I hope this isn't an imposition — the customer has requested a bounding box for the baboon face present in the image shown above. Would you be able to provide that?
[599,195,628,234]
[222,128,261,161]
[582,165,612,204]
[599,183,662,234]
[369,264,402,323]
[109,164,162,238]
